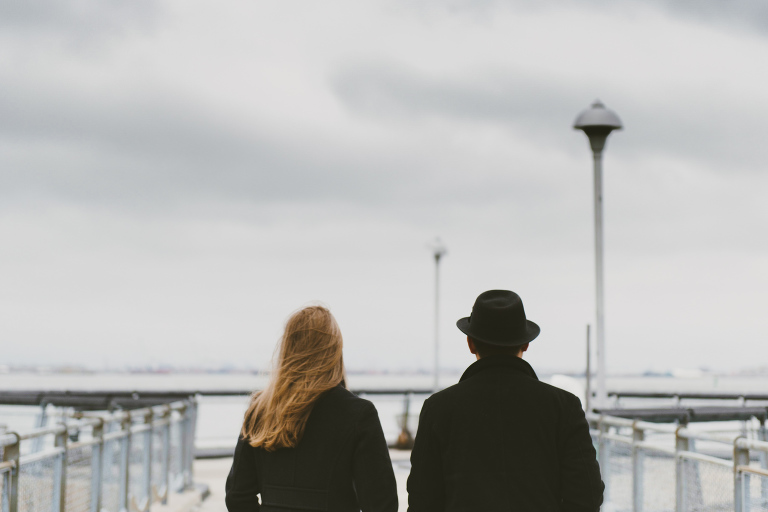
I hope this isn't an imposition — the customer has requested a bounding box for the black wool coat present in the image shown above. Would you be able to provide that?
[407,355,604,512]
[225,386,398,512]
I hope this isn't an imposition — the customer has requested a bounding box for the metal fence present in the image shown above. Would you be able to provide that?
[589,412,768,512]
[0,399,197,512]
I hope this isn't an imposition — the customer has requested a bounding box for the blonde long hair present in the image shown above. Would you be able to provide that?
[241,305,347,451]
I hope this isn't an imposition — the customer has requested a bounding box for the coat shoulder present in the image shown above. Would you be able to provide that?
[318,386,375,416]
[425,375,584,413]
[537,380,584,407]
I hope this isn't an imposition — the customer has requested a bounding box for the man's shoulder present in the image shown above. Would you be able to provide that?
[537,380,584,406]
[426,375,584,410]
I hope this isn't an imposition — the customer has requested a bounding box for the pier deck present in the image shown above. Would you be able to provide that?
[192,450,412,512]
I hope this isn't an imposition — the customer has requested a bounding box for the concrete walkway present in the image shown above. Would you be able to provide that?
[192,450,412,512]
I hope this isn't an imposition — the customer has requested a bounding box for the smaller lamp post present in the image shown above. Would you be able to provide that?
[430,239,447,393]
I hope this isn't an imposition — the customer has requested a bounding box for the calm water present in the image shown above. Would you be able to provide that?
[2,371,768,448]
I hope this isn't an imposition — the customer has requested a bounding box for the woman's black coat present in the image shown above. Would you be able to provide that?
[407,355,604,512]
[225,386,398,512]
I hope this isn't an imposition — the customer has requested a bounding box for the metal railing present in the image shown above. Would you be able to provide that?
[589,412,768,512]
[0,399,197,512]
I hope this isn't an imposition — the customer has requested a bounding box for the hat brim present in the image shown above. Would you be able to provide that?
[456,317,540,347]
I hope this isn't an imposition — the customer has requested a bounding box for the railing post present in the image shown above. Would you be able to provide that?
[632,422,645,512]
[142,410,153,510]
[735,437,750,512]
[675,426,688,512]
[598,416,610,503]
[118,415,131,512]
[32,403,48,453]
[53,425,68,512]
[2,433,20,512]
[184,398,197,489]
[90,419,104,512]
[176,403,188,493]
[161,406,171,505]
[758,419,767,507]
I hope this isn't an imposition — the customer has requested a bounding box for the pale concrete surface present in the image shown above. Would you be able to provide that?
[192,450,412,512]
[192,458,232,512]
[390,449,411,512]
[153,488,205,512]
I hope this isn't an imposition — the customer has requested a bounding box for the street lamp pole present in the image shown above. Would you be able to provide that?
[574,100,622,408]
[431,239,447,393]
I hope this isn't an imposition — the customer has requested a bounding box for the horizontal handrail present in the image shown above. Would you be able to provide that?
[602,432,633,445]
[676,427,738,445]
[588,412,633,428]
[0,432,19,448]
[736,436,768,452]
[588,413,678,435]
[678,450,734,468]
[131,423,153,434]
[17,424,66,441]
[633,419,678,434]
[102,429,130,442]
[737,465,768,477]
[635,441,675,455]
[68,438,102,450]
[588,412,753,443]
[19,447,65,466]
[609,390,768,401]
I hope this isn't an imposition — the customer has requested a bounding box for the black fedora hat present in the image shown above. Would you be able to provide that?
[456,290,540,346]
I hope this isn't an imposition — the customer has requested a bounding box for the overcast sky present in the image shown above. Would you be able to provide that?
[1,0,767,374]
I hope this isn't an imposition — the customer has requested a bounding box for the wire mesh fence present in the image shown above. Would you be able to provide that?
[128,428,148,510]
[587,414,768,512]
[682,457,733,512]
[151,427,165,504]
[641,447,675,512]
[2,468,11,512]
[605,437,633,512]
[0,400,196,512]
[745,470,768,512]
[169,417,184,493]
[100,435,123,512]
[64,445,93,512]
[18,455,57,512]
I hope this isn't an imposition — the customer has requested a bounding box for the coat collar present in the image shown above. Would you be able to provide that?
[459,354,539,383]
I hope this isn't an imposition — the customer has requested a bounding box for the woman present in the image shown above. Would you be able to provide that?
[225,305,398,512]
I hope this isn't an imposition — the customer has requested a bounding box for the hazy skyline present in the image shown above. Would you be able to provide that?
[1,0,767,374]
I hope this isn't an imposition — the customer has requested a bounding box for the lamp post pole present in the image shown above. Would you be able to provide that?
[432,240,447,393]
[574,100,622,408]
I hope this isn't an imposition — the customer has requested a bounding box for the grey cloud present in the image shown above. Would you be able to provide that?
[332,62,768,171]
[0,68,570,218]
[333,63,588,133]
[0,77,418,212]
[398,0,768,36]
[0,0,159,39]
[612,0,768,35]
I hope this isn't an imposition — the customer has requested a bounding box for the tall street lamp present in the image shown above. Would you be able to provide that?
[430,239,447,393]
[574,100,622,408]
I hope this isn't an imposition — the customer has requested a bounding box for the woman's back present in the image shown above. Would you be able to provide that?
[225,305,398,511]
[226,385,397,512]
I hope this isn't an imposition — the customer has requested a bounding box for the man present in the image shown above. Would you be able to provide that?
[407,289,604,512]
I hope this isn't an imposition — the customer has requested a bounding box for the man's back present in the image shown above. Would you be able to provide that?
[407,355,604,512]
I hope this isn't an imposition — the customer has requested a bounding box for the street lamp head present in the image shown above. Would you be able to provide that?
[429,238,447,263]
[574,100,623,153]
